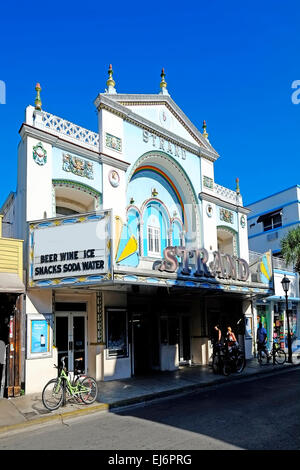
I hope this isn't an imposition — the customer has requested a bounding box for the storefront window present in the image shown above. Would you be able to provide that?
[257,304,270,346]
[287,302,298,351]
[168,317,179,345]
[274,303,285,349]
[106,309,128,358]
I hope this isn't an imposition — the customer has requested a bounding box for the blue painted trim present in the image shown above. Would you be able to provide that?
[266,296,300,302]
[246,185,300,207]
[247,199,300,221]
[248,221,300,239]
[274,269,297,276]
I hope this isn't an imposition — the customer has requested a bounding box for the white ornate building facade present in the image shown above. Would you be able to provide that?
[1,69,273,393]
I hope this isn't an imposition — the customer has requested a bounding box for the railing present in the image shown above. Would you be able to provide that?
[35,111,99,151]
[214,183,242,205]
[249,250,294,272]
[272,256,294,272]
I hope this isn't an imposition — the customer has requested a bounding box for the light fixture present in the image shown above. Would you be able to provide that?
[281,275,290,293]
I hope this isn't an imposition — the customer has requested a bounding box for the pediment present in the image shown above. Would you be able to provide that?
[95,93,219,160]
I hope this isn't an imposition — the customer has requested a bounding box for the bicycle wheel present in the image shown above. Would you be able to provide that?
[235,354,246,373]
[222,360,231,376]
[275,349,286,365]
[42,379,63,411]
[79,376,98,404]
[212,355,221,374]
[258,350,268,365]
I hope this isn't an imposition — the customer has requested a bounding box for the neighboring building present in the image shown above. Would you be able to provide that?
[246,187,300,355]
[247,185,300,257]
[0,214,24,397]
[1,70,273,394]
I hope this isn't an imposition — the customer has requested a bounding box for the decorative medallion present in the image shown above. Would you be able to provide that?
[203,175,214,190]
[105,133,122,152]
[159,109,172,130]
[33,142,47,166]
[220,208,233,224]
[206,204,213,217]
[62,153,93,179]
[109,169,120,187]
[240,215,246,228]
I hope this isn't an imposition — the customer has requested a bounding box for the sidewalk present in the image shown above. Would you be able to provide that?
[0,356,299,435]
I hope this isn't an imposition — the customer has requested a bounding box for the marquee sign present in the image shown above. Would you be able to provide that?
[158,246,250,281]
[28,211,112,287]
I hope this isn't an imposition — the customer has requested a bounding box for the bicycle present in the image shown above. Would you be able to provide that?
[212,343,245,376]
[257,340,286,366]
[42,356,98,411]
[211,342,223,374]
[221,344,246,376]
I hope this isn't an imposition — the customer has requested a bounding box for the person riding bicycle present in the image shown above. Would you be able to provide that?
[225,326,239,357]
[257,322,267,354]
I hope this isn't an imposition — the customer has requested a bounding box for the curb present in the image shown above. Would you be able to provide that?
[0,363,299,435]
[0,402,109,435]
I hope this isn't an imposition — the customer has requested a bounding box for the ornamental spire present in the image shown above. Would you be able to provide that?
[106,64,117,94]
[159,68,169,95]
[202,120,208,140]
[236,177,240,195]
[34,83,42,111]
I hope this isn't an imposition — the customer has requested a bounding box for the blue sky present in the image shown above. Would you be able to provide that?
[1,0,300,207]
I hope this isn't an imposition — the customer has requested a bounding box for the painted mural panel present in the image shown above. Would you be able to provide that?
[52,147,102,192]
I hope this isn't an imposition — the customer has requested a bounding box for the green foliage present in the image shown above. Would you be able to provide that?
[280,226,300,272]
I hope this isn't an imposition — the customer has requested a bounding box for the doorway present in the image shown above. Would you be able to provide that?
[132,312,159,375]
[55,308,87,373]
[179,316,191,364]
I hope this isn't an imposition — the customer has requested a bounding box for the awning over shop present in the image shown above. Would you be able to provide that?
[0,273,25,294]
[265,295,300,302]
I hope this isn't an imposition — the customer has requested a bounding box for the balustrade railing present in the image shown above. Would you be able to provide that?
[35,111,99,150]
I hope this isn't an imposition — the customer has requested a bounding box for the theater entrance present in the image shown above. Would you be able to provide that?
[55,303,87,373]
[132,311,160,375]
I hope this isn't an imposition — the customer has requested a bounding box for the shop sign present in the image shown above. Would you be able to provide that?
[29,211,112,284]
[158,246,250,281]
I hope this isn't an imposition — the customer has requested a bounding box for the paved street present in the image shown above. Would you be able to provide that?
[0,369,299,450]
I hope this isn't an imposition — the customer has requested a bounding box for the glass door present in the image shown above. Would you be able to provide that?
[55,312,87,373]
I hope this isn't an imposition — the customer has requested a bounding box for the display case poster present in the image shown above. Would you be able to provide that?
[30,318,50,354]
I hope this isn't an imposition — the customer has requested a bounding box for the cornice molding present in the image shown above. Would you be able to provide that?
[19,124,130,170]
[199,191,251,214]
[100,152,130,171]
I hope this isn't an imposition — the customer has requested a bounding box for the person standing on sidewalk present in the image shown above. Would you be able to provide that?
[257,322,267,353]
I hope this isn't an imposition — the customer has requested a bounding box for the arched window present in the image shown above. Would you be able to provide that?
[53,180,101,217]
[217,226,238,257]
[147,213,161,257]
[172,220,183,247]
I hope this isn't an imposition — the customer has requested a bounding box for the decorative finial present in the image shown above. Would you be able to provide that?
[35,83,42,111]
[159,68,169,95]
[202,120,208,139]
[236,177,240,195]
[106,64,116,94]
